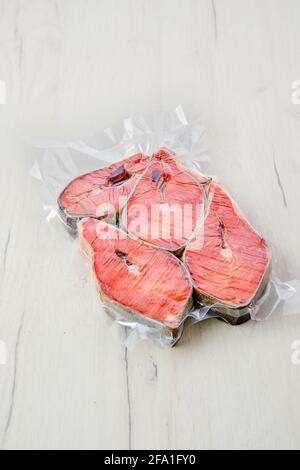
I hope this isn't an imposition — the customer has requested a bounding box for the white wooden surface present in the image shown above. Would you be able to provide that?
[0,0,300,450]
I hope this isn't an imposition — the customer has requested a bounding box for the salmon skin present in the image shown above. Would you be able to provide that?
[58,153,149,232]
[78,218,193,343]
[183,182,271,324]
[121,148,209,255]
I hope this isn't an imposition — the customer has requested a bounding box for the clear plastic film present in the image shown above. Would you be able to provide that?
[30,106,300,348]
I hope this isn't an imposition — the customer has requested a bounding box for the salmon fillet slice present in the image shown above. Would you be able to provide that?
[58,153,149,231]
[121,148,208,254]
[183,182,271,324]
[78,218,193,338]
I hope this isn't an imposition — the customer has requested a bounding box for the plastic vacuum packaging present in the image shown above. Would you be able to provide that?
[31,106,299,347]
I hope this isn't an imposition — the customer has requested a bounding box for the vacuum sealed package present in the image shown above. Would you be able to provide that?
[30,106,299,347]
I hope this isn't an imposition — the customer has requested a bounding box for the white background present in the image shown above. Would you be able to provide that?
[0,0,300,450]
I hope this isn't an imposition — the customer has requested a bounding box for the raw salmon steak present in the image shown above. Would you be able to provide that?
[78,218,193,337]
[58,153,149,231]
[184,182,271,324]
[121,148,208,254]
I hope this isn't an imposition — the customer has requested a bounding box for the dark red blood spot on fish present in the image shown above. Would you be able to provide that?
[108,165,130,186]
[115,249,127,259]
[151,170,162,182]
[151,169,170,191]
[115,249,133,267]
[157,173,171,192]
[218,220,226,249]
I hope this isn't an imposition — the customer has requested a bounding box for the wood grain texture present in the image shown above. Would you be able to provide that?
[0,0,300,450]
